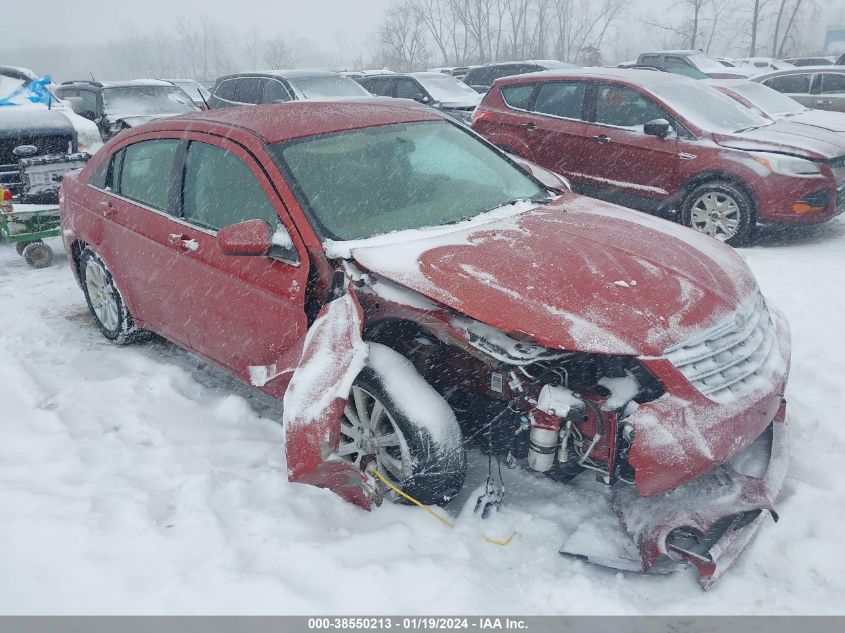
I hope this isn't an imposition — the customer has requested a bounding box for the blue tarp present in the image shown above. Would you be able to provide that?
[0,75,54,107]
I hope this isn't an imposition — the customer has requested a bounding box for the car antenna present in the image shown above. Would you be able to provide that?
[90,72,97,82]
[198,88,210,110]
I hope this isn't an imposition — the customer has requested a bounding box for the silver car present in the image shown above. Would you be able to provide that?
[751,66,845,112]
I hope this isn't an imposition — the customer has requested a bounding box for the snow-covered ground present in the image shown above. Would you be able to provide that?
[2,220,845,614]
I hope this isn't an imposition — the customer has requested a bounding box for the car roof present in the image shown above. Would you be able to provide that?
[61,79,176,89]
[751,65,845,79]
[215,70,338,82]
[150,99,443,144]
[639,50,702,56]
[493,66,687,87]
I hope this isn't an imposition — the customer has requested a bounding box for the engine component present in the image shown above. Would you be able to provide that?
[527,411,561,472]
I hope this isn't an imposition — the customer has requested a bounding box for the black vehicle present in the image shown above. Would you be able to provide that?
[462,60,576,94]
[786,56,836,67]
[635,51,749,79]
[356,72,481,123]
[207,70,371,109]
[54,79,200,141]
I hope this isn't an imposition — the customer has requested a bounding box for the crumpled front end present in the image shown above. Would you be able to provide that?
[562,295,792,588]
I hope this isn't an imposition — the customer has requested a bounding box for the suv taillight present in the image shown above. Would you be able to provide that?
[471,109,493,126]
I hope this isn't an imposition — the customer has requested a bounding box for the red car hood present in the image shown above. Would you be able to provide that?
[349,194,759,357]
[714,119,845,159]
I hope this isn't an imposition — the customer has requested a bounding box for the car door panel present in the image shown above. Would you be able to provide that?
[168,134,310,385]
[579,83,678,207]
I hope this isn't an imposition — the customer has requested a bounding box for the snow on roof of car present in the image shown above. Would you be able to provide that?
[160,98,443,143]
[750,65,845,79]
[493,66,689,87]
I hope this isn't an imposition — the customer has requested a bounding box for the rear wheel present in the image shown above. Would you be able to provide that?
[681,181,754,247]
[79,247,148,344]
[338,359,466,506]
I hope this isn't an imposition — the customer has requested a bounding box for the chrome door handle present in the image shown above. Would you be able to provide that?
[168,233,197,252]
[592,135,612,144]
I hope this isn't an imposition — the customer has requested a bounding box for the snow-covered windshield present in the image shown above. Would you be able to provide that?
[287,75,371,99]
[270,121,545,241]
[414,74,480,101]
[689,53,733,73]
[102,86,199,116]
[651,79,772,133]
[730,82,805,117]
[0,75,27,97]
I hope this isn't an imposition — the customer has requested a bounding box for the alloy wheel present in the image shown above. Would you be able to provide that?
[688,191,741,241]
[85,259,120,331]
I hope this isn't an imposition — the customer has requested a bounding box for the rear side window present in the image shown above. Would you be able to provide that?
[395,78,424,100]
[533,82,585,119]
[501,84,535,109]
[765,74,811,94]
[820,73,845,93]
[182,142,279,231]
[118,140,180,212]
[594,85,669,129]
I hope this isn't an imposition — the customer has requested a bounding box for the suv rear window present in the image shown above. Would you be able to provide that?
[765,74,811,94]
[501,84,535,109]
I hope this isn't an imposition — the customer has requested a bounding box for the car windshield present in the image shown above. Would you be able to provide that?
[102,86,199,116]
[689,53,731,73]
[172,81,210,101]
[650,79,772,133]
[731,82,805,117]
[414,74,480,101]
[288,75,371,99]
[270,121,546,241]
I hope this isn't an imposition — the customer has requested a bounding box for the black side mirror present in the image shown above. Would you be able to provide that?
[644,118,672,138]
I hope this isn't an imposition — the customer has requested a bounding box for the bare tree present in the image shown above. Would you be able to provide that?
[243,27,261,71]
[377,0,431,70]
[264,36,294,69]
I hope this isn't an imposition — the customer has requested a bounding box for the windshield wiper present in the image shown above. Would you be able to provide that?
[734,123,768,133]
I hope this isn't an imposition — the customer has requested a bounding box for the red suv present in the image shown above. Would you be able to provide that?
[60,101,789,587]
[472,68,845,245]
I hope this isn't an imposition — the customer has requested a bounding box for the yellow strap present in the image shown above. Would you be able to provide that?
[368,467,517,546]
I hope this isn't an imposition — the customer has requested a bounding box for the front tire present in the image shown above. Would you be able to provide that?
[681,181,754,247]
[79,247,146,344]
[338,348,467,506]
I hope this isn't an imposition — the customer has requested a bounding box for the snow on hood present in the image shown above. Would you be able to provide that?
[715,119,845,159]
[347,193,759,357]
[787,109,845,134]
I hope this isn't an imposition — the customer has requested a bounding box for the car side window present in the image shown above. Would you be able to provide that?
[820,73,845,94]
[117,140,180,212]
[262,78,291,103]
[368,78,394,97]
[88,157,109,189]
[396,78,425,100]
[664,56,702,79]
[765,74,811,94]
[501,84,535,109]
[182,142,280,232]
[640,55,661,67]
[236,78,262,104]
[214,79,237,102]
[532,82,586,119]
[594,85,669,130]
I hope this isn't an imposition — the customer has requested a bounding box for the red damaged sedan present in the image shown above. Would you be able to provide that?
[472,68,845,245]
[59,100,790,588]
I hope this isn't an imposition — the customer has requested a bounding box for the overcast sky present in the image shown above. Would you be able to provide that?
[3,0,396,47]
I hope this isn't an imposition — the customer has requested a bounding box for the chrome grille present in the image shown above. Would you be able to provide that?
[664,293,777,403]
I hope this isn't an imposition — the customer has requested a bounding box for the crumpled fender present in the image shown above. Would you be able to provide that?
[282,291,372,508]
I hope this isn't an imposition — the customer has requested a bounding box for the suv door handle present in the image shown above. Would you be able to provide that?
[522,122,537,131]
[168,233,197,252]
[816,99,833,106]
[98,199,115,217]
[592,135,612,144]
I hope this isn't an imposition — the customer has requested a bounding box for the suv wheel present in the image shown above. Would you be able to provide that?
[681,181,754,246]
[79,247,147,344]
[338,355,466,506]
